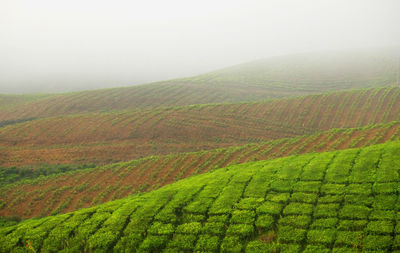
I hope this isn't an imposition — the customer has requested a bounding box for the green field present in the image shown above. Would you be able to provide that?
[1,141,400,252]
[0,49,397,124]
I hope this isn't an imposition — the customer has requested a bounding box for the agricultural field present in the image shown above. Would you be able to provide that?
[0,94,48,110]
[0,50,397,124]
[1,3,399,252]
[1,87,400,168]
[1,142,400,252]
[1,49,400,252]
[1,121,399,219]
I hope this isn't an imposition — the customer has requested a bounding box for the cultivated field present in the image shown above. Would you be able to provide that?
[1,121,399,218]
[1,142,399,252]
[1,87,399,167]
[0,50,397,123]
[1,49,400,252]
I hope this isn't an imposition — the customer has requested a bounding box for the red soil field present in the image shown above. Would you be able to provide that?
[1,121,399,218]
[0,87,399,167]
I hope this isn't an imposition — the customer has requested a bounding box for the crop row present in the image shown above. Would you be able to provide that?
[1,87,400,168]
[1,51,396,123]
[1,121,400,218]
[1,142,400,252]
[3,87,400,146]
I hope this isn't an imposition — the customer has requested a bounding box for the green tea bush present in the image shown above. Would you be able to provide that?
[362,235,392,250]
[201,222,226,236]
[113,233,142,252]
[256,201,283,216]
[321,183,346,195]
[334,231,363,247]
[208,184,244,215]
[230,210,255,224]
[244,175,270,198]
[194,234,220,252]
[270,179,293,192]
[303,244,331,253]
[310,218,338,229]
[393,235,400,249]
[318,194,343,203]
[283,203,313,215]
[373,194,397,210]
[332,247,359,253]
[265,192,290,203]
[307,229,336,245]
[292,181,321,193]
[339,205,370,219]
[369,210,395,220]
[344,194,373,206]
[346,183,372,195]
[337,220,368,231]
[148,222,175,235]
[245,240,275,253]
[234,197,264,210]
[277,243,302,253]
[290,192,318,204]
[278,226,306,243]
[278,215,311,228]
[137,235,169,252]
[175,222,201,235]
[373,182,397,194]
[166,234,197,250]
[313,203,340,218]
[255,214,274,231]
[220,236,243,253]
[365,220,393,234]
[181,213,205,223]
[226,224,254,239]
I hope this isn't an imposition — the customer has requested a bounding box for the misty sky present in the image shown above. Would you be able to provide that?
[1,0,400,94]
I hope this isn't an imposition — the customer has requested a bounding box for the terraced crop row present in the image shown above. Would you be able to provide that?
[1,121,400,218]
[1,51,396,123]
[1,87,400,168]
[0,81,294,123]
[0,94,47,110]
[1,142,400,252]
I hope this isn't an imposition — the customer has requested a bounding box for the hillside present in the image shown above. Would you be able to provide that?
[1,86,400,167]
[1,121,399,218]
[1,142,399,252]
[0,49,398,123]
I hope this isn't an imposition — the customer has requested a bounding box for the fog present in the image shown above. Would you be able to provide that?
[1,0,400,94]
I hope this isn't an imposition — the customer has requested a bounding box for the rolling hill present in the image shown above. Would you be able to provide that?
[1,142,399,252]
[1,86,399,167]
[1,48,400,252]
[0,49,398,124]
[1,121,399,219]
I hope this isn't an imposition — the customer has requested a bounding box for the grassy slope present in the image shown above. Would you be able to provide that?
[0,49,397,123]
[0,94,49,109]
[1,142,400,252]
[1,121,399,219]
[1,86,400,167]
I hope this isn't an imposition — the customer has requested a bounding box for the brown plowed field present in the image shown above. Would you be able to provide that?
[1,121,399,218]
[0,87,399,167]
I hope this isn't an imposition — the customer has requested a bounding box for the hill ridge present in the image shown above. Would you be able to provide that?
[1,49,398,122]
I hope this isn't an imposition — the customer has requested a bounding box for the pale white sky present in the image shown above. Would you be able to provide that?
[0,0,400,93]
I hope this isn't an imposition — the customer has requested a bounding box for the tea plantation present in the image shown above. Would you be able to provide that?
[1,142,400,252]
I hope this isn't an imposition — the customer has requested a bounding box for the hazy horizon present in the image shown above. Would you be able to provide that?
[1,0,400,94]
